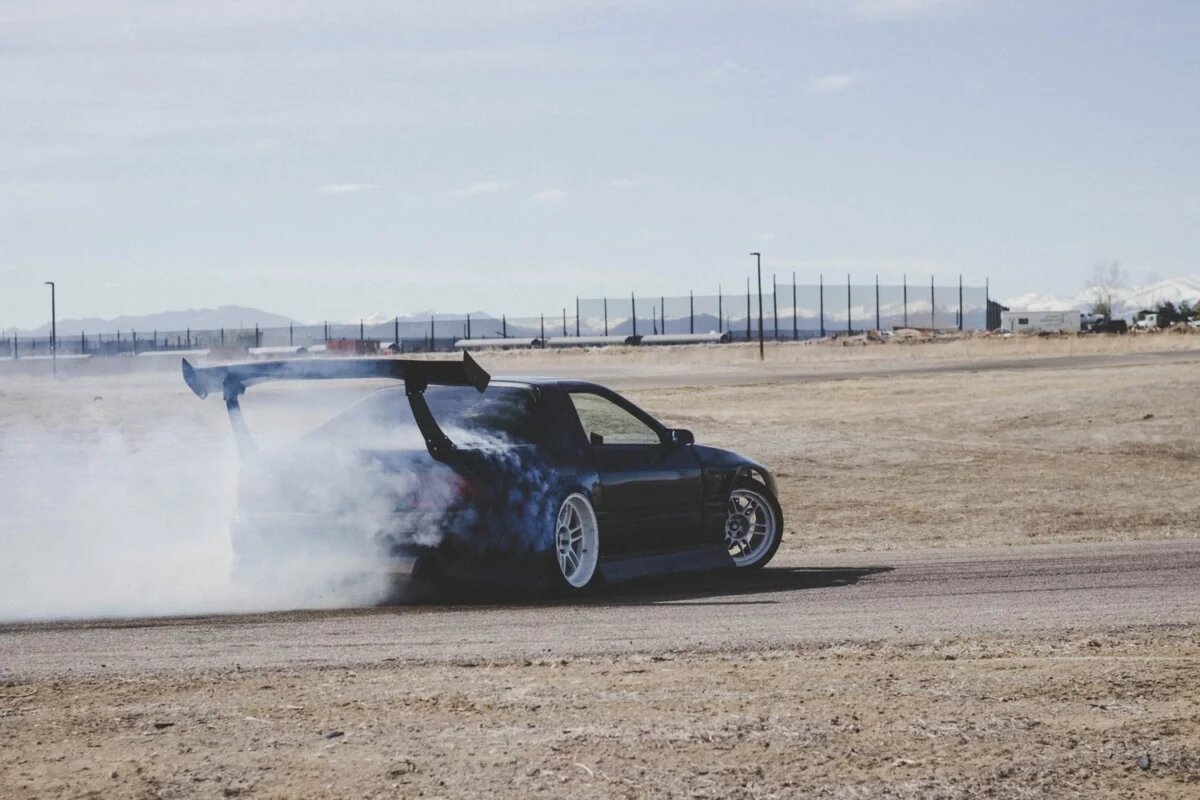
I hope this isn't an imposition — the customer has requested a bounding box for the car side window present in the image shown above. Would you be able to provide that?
[568,392,661,446]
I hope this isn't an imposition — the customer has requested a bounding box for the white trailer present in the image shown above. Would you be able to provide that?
[999,310,1081,333]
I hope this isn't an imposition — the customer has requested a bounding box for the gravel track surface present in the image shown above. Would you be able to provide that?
[4,540,1198,680]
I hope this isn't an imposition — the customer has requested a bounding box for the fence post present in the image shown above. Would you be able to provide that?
[718,285,723,333]
[958,274,964,331]
[502,314,507,338]
[562,308,567,337]
[396,316,402,346]
[575,297,580,336]
[772,274,778,340]
[690,291,694,334]
[133,329,138,355]
[323,321,328,341]
[931,275,936,330]
[256,324,261,349]
[541,314,546,343]
[186,327,191,349]
[289,324,294,346]
[430,315,435,351]
[631,293,637,338]
[903,274,908,328]
[875,274,881,332]
[745,279,751,342]
[819,275,825,337]
[846,274,852,335]
[81,331,86,355]
[792,272,798,340]
[603,298,608,336]
[986,277,991,330]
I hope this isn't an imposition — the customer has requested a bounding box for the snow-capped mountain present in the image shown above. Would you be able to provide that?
[1005,275,1200,315]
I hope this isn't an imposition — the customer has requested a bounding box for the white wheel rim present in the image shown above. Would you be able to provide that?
[556,493,599,588]
[725,488,778,567]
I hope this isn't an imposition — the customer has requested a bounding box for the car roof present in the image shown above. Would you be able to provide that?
[368,376,606,392]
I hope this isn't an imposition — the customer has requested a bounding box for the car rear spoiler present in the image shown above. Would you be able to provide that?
[182,353,491,460]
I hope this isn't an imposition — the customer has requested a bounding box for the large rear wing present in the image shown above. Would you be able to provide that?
[182,353,490,401]
[182,353,491,460]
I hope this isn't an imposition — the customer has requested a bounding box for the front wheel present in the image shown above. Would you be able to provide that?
[725,480,783,569]
[553,493,601,590]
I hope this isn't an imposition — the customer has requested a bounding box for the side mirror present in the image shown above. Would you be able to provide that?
[670,428,695,446]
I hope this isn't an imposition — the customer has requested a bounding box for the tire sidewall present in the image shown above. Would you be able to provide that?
[729,479,783,570]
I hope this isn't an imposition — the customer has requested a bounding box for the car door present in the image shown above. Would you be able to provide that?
[566,389,703,557]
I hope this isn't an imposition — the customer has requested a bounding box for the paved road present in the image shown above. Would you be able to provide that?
[3,539,1197,679]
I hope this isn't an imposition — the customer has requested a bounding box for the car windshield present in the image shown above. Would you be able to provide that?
[307,384,542,448]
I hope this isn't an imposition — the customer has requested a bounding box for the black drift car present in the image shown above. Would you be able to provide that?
[183,353,783,592]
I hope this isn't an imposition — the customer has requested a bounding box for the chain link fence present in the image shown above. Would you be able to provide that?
[4,276,989,358]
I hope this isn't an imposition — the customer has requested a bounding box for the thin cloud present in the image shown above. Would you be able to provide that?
[809,73,858,94]
[607,177,645,189]
[706,60,745,79]
[815,0,975,21]
[530,188,567,204]
[449,181,505,198]
[317,183,377,194]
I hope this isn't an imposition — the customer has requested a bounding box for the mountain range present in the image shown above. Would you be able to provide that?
[17,306,301,337]
[1004,275,1200,315]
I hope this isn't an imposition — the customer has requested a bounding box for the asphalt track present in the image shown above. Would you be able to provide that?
[3,539,1198,680]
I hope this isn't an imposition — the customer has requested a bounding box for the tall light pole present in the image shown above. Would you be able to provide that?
[750,253,764,360]
[44,281,56,376]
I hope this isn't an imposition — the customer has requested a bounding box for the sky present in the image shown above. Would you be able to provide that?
[3,0,1199,328]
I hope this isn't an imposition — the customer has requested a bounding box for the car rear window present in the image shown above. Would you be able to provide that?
[311,385,543,446]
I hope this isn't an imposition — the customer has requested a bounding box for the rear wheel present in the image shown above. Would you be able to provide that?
[725,479,783,569]
[553,493,600,590]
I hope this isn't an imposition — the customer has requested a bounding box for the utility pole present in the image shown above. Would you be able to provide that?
[751,253,764,360]
[43,281,56,376]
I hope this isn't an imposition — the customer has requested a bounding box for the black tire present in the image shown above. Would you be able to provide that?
[725,477,784,570]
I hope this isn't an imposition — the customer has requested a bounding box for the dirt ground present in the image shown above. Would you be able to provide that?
[2,335,1199,797]
[3,629,1197,799]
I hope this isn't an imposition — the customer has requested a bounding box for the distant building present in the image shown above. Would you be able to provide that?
[999,310,1081,333]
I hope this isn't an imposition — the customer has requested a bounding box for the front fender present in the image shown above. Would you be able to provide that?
[691,445,778,500]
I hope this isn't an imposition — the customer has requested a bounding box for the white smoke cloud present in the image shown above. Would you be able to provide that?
[0,372,561,622]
